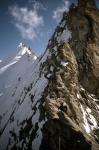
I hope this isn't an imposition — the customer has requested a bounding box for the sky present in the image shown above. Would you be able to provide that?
[0,0,99,60]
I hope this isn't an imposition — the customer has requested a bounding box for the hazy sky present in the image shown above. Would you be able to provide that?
[0,0,99,60]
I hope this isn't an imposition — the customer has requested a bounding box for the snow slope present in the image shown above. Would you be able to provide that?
[0,17,73,150]
[0,49,49,150]
[0,43,37,95]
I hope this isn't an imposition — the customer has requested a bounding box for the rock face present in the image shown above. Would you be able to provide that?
[68,0,99,96]
[78,0,96,8]
[0,0,99,150]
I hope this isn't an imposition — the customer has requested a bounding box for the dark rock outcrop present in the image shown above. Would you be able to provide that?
[78,0,96,8]
[40,119,91,150]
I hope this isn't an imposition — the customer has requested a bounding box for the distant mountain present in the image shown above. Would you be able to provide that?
[0,43,37,95]
[0,0,99,150]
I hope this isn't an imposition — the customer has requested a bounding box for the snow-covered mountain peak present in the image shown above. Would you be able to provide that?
[0,43,37,73]
[0,43,37,96]
[17,42,37,60]
[18,42,32,55]
[18,42,25,48]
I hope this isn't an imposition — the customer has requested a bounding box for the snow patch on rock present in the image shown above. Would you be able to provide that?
[59,20,66,28]
[80,104,91,133]
[61,61,68,67]
[80,104,98,134]
[57,28,71,43]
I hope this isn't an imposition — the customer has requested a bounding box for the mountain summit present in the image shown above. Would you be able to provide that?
[0,43,37,96]
[0,0,99,150]
[18,43,32,55]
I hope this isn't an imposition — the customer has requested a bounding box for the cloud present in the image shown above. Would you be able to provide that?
[9,3,44,40]
[29,0,46,11]
[52,0,70,22]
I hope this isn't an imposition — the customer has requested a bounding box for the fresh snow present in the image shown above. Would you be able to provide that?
[80,104,98,133]
[0,42,50,150]
[46,73,52,78]
[77,93,80,99]
[80,104,91,133]
[50,65,54,72]
[18,42,32,55]
[33,55,37,60]
[0,44,37,94]
[61,61,68,67]
[86,107,97,130]
[54,19,71,44]
[57,28,71,43]
[0,61,18,74]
